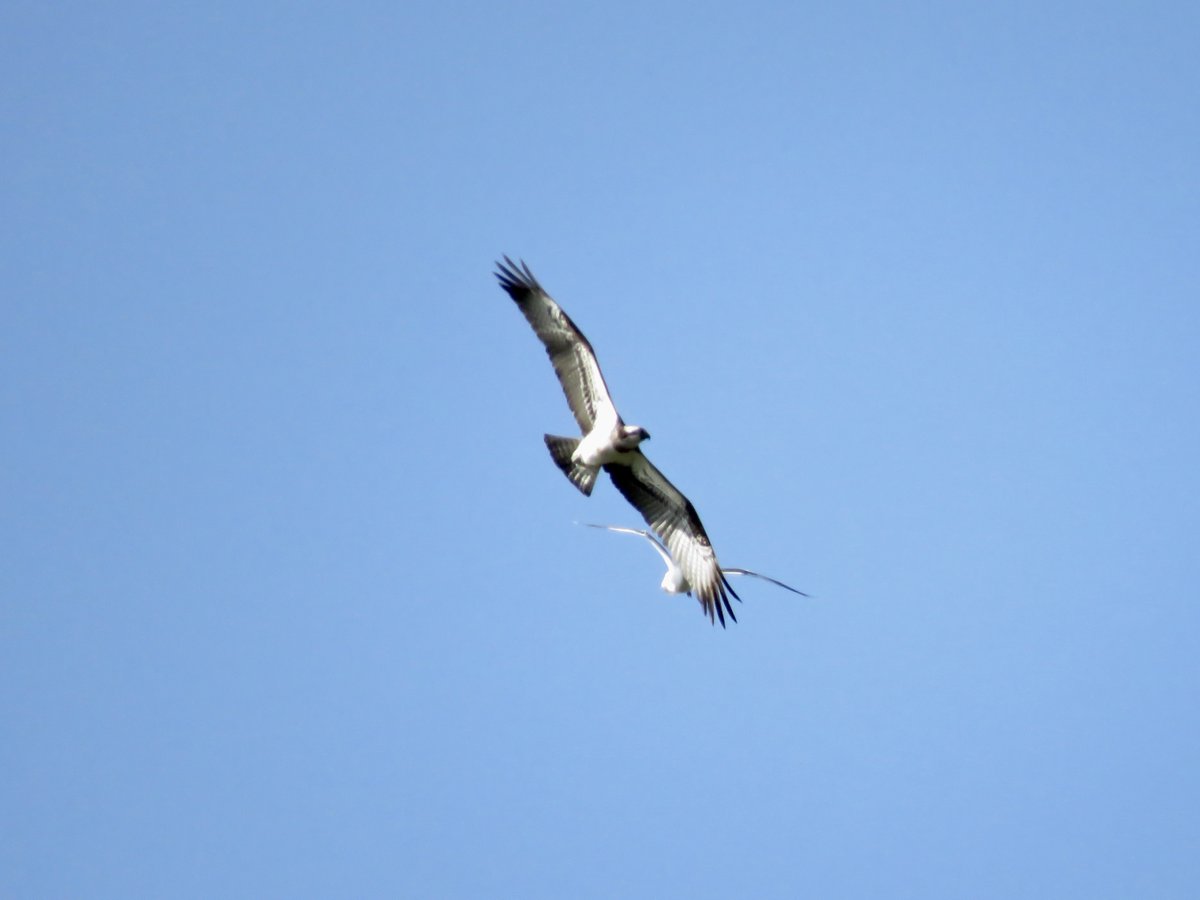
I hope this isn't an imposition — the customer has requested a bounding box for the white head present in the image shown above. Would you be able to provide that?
[614,424,651,450]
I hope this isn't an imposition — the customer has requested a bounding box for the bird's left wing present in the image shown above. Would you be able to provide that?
[604,452,739,626]
[579,523,677,573]
[495,257,615,433]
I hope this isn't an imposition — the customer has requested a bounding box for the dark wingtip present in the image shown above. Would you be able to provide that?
[707,584,737,628]
[722,572,742,604]
[494,255,542,298]
[721,590,737,624]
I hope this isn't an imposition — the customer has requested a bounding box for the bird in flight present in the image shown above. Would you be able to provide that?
[496,256,748,625]
[579,523,808,599]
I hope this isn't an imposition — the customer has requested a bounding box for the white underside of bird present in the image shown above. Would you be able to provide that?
[572,408,637,467]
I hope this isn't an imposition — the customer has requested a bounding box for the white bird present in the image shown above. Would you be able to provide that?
[497,257,741,625]
[580,524,808,604]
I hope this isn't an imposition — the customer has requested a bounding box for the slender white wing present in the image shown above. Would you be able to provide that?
[496,257,616,433]
[603,452,740,626]
[722,569,809,596]
[579,523,677,572]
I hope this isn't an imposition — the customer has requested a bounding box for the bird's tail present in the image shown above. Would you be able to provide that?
[544,435,598,496]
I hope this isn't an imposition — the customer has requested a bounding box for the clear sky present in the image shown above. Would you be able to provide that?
[4,2,1199,897]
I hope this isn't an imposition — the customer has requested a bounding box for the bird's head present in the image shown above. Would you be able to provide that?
[620,425,651,445]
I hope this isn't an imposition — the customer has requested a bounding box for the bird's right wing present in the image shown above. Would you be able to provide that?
[722,569,809,596]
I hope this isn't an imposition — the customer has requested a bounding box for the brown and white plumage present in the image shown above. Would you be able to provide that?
[603,453,741,626]
[496,256,741,626]
[495,256,614,435]
[496,256,649,497]
[496,257,650,497]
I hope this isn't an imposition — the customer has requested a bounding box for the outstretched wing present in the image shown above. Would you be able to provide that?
[579,523,678,575]
[604,452,740,627]
[495,257,615,433]
[722,568,809,596]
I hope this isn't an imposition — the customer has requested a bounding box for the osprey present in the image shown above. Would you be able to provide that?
[496,256,741,625]
[580,523,808,598]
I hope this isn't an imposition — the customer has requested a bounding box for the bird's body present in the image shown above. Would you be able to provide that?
[496,256,740,624]
[496,258,653,497]
[572,409,645,468]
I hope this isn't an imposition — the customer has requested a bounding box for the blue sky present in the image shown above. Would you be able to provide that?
[4,2,1199,897]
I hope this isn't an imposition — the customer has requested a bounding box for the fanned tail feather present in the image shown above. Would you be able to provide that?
[543,435,598,496]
